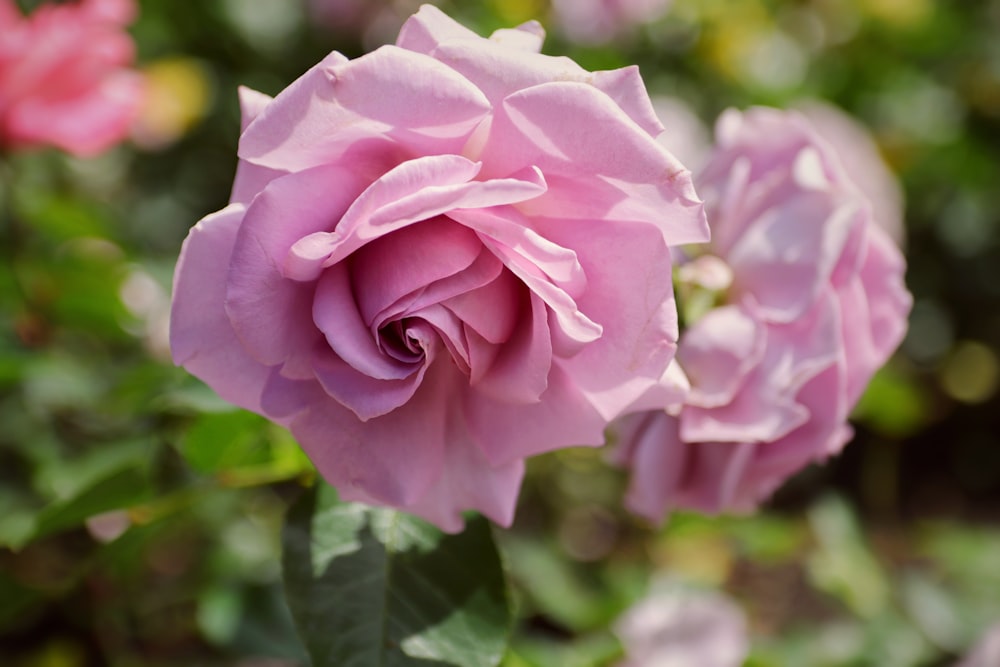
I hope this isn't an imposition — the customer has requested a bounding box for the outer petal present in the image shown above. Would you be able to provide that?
[404,410,526,531]
[395,4,482,53]
[230,86,285,205]
[288,359,456,508]
[858,225,912,360]
[483,81,709,247]
[615,411,688,523]
[547,218,680,421]
[465,364,607,465]
[170,205,271,414]
[239,46,490,171]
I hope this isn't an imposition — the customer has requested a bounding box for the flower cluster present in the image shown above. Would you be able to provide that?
[170,5,708,531]
[0,0,144,156]
[614,107,912,521]
[170,3,910,531]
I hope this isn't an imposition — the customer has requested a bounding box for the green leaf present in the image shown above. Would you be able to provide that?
[32,466,149,542]
[2,465,151,550]
[282,483,511,667]
[179,410,271,474]
[806,496,890,619]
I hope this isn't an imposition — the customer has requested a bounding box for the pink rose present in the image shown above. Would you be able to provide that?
[614,107,911,521]
[171,5,708,531]
[0,0,144,156]
[551,0,672,44]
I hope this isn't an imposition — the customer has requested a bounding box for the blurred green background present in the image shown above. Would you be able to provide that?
[1,0,999,665]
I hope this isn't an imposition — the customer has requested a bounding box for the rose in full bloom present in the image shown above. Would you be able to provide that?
[0,0,144,156]
[614,107,911,521]
[171,5,708,531]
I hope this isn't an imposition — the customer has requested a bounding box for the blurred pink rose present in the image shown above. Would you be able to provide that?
[955,622,1000,667]
[551,0,672,44]
[306,0,440,51]
[615,579,748,667]
[171,5,707,531]
[797,100,906,245]
[615,107,911,521]
[0,0,144,156]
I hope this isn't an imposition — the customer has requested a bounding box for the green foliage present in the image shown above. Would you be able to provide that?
[282,483,512,667]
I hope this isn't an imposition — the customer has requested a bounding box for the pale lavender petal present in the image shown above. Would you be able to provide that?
[466,364,606,465]
[546,218,680,421]
[225,163,370,372]
[679,306,765,409]
[484,81,709,247]
[170,205,271,414]
[239,46,490,171]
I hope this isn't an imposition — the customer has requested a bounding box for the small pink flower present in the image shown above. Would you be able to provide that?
[171,5,707,531]
[0,0,145,156]
[615,580,749,667]
[615,107,912,521]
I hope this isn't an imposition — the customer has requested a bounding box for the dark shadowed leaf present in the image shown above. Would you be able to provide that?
[282,483,511,667]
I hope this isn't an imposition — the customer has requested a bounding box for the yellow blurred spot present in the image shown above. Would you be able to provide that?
[490,0,543,25]
[654,530,733,585]
[859,0,932,28]
[25,640,86,667]
[132,57,213,150]
[940,340,1000,404]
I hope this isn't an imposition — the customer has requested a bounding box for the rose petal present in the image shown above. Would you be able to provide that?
[225,163,371,374]
[546,218,680,421]
[170,205,271,414]
[617,411,688,523]
[468,290,551,403]
[466,364,606,465]
[311,342,431,421]
[484,81,709,247]
[727,194,860,323]
[489,21,545,53]
[286,155,547,280]
[312,262,418,381]
[289,360,455,507]
[240,46,491,171]
[443,264,520,345]
[395,4,482,54]
[349,216,483,327]
[679,306,765,409]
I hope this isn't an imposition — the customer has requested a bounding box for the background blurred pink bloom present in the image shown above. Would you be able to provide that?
[798,100,906,245]
[306,0,436,50]
[651,95,711,173]
[171,6,707,531]
[615,579,749,667]
[551,0,672,44]
[955,623,1000,667]
[615,107,912,521]
[0,0,145,156]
